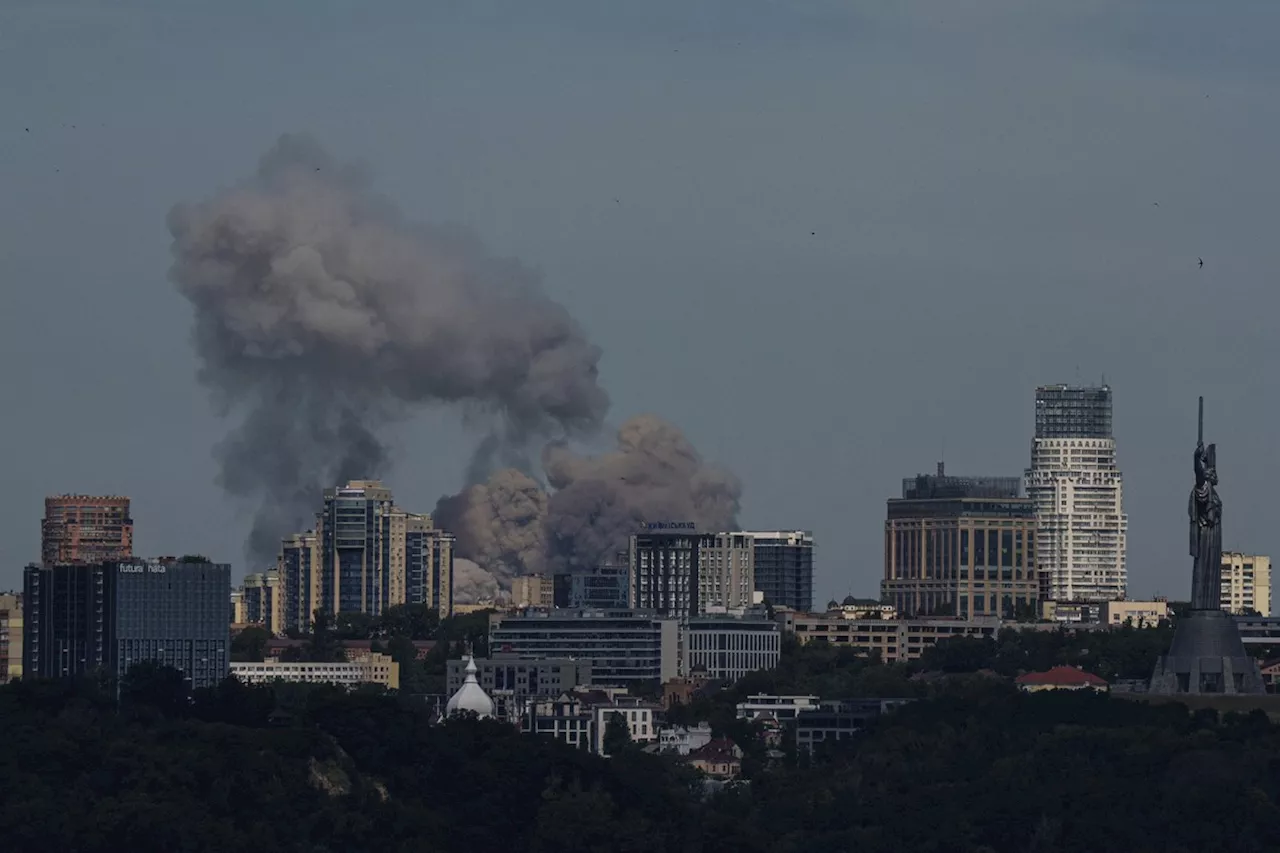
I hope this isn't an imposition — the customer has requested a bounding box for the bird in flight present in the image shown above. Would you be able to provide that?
[1199,257,1204,268]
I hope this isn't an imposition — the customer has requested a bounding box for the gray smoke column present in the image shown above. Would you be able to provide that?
[167,134,609,563]
[438,415,743,591]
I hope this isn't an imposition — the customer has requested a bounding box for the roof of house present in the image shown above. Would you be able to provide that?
[686,738,742,764]
[1015,665,1108,687]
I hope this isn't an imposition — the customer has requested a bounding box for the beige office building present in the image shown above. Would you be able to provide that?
[511,574,553,609]
[882,464,1039,619]
[779,610,1001,664]
[697,532,755,614]
[0,594,22,683]
[1221,552,1271,617]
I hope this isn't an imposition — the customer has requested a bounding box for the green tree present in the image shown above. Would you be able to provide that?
[231,626,271,662]
[602,711,632,756]
[305,610,347,662]
[120,661,191,717]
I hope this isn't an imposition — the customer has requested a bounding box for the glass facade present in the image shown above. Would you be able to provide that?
[489,610,679,685]
[24,559,230,690]
[750,532,814,612]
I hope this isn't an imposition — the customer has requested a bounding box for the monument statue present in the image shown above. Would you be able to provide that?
[1149,396,1266,695]
[1188,398,1223,610]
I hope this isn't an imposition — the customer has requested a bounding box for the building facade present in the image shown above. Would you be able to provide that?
[630,532,700,617]
[445,655,594,698]
[0,593,22,683]
[554,564,630,609]
[279,531,320,633]
[1221,552,1271,616]
[230,653,398,690]
[681,617,780,681]
[278,482,455,632]
[795,698,914,753]
[1024,384,1128,602]
[1101,599,1171,627]
[749,530,814,613]
[489,609,680,685]
[240,569,285,634]
[510,574,553,609]
[779,611,1002,664]
[24,558,230,690]
[696,532,755,613]
[41,495,133,566]
[882,463,1038,619]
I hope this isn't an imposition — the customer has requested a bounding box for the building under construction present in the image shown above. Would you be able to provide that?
[1034,384,1113,439]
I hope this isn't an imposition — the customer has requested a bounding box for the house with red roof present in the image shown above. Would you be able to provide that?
[1015,665,1109,693]
[683,738,743,780]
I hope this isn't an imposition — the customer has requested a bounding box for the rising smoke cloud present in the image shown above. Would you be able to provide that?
[168,134,608,562]
[170,135,740,600]
[435,415,743,593]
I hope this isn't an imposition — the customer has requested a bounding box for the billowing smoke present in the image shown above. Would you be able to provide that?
[437,415,743,590]
[171,135,742,601]
[452,558,500,604]
[168,134,608,563]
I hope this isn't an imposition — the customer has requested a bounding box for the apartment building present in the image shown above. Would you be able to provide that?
[779,611,1001,664]
[41,495,133,565]
[230,652,399,690]
[1221,552,1271,617]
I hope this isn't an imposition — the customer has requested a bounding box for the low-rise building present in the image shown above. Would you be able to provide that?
[655,723,714,756]
[489,609,680,686]
[779,612,1001,663]
[795,698,914,753]
[1101,600,1170,628]
[446,655,593,698]
[1014,665,1108,693]
[230,652,400,690]
[736,694,820,723]
[681,617,780,681]
[592,694,660,756]
[684,738,742,780]
[527,692,594,749]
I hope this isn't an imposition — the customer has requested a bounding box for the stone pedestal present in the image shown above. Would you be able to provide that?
[1149,609,1266,695]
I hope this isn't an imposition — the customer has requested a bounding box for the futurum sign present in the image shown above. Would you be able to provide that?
[643,522,696,531]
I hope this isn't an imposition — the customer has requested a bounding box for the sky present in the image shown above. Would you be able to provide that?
[2,0,1279,603]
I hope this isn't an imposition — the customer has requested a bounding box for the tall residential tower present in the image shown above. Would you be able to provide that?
[41,495,133,565]
[1024,384,1128,602]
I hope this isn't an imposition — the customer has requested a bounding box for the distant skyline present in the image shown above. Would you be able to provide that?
[4,1,1280,603]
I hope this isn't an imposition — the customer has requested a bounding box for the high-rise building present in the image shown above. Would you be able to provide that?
[882,463,1039,619]
[1024,384,1128,602]
[749,530,814,612]
[278,482,455,631]
[402,513,453,617]
[319,480,398,617]
[0,593,22,684]
[1220,552,1272,617]
[279,531,320,633]
[41,495,133,565]
[241,569,285,635]
[630,532,700,618]
[23,558,230,690]
[696,532,755,614]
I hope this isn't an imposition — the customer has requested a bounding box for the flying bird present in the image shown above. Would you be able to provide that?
[1199,257,1204,268]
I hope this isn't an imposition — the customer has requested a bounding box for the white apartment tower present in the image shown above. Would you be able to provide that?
[1024,384,1128,602]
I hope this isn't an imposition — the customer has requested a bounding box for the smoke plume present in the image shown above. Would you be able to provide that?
[171,135,742,600]
[168,134,608,562]
[436,415,743,590]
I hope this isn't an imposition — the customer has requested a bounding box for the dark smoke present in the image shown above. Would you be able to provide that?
[168,134,608,563]
[436,415,743,592]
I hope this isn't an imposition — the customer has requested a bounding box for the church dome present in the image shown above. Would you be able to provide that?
[446,656,494,719]
[842,595,858,606]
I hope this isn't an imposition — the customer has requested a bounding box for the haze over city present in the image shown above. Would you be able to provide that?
[4,1,1280,603]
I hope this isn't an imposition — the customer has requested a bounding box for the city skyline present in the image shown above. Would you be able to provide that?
[4,3,1280,604]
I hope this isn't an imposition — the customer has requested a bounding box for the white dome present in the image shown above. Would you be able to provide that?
[446,656,494,718]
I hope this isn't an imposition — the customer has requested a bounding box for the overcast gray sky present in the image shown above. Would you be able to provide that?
[3,0,1278,603]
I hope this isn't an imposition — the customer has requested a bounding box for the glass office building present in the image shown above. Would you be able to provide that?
[24,558,231,690]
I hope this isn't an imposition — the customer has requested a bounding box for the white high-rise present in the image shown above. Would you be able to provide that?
[1024,384,1128,602]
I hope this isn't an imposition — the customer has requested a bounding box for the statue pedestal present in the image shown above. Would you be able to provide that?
[1149,609,1266,695]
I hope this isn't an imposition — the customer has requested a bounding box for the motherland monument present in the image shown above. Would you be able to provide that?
[1148,397,1266,694]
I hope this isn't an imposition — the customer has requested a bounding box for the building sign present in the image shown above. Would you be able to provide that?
[643,522,696,531]
[119,562,167,574]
